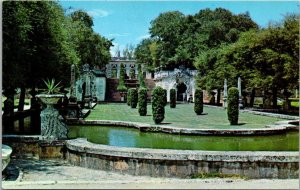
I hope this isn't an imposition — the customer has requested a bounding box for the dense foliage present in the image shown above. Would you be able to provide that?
[2,1,112,111]
[136,8,257,71]
[117,63,127,92]
[195,14,299,108]
[152,87,165,124]
[130,89,138,108]
[194,88,203,115]
[227,87,239,125]
[136,8,298,110]
[138,88,148,116]
[170,89,176,108]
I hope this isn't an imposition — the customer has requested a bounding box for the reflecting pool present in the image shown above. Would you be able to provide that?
[68,125,299,151]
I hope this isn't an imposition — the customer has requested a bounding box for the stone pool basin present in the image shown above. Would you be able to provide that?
[65,120,299,179]
[66,138,298,179]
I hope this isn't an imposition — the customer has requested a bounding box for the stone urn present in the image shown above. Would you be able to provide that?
[2,145,12,171]
[36,94,68,140]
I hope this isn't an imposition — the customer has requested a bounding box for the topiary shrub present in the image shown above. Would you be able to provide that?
[170,89,176,108]
[138,88,147,116]
[117,63,127,92]
[130,88,138,108]
[127,88,132,106]
[152,86,165,124]
[194,88,203,115]
[163,89,167,106]
[227,87,239,125]
[137,64,146,88]
[130,67,135,79]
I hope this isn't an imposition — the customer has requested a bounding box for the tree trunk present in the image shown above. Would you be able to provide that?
[30,87,41,135]
[3,88,15,134]
[217,88,221,105]
[272,87,277,109]
[249,88,255,107]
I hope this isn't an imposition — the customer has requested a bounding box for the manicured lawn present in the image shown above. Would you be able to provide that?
[87,103,284,129]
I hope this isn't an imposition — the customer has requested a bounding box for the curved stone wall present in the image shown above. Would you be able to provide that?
[66,138,299,179]
[67,119,299,136]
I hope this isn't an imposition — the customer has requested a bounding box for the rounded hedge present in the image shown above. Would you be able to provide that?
[130,88,138,108]
[152,86,165,124]
[227,87,239,125]
[138,88,147,116]
[194,88,203,115]
[127,89,132,106]
[170,89,176,108]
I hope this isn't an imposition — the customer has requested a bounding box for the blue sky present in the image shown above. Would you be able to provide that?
[59,1,299,56]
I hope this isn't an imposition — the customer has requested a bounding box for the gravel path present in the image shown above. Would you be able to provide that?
[2,159,299,189]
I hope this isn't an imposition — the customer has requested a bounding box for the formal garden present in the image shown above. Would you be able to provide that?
[2,1,299,189]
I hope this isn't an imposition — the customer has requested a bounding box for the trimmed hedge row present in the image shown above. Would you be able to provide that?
[138,88,147,116]
[194,88,203,115]
[152,86,165,124]
[227,87,239,125]
[170,89,176,108]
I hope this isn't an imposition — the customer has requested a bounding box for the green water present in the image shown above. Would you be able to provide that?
[68,125,299,151]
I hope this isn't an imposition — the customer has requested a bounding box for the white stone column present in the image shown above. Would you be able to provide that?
[223,79,228,108]
[117,64,120,79]
[238,77,243,108]
[86,74,90,96]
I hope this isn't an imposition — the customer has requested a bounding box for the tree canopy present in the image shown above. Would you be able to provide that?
[3,1,112,93]
[136,8,258,71]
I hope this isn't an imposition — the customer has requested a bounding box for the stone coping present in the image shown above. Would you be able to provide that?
[66,138,299,162]
[2,145,13,160]
[2,135,66,146]
[67,119,299,136]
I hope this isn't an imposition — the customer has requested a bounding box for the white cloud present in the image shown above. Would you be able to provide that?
[87,9,110,18]
[108,33,130,37]
[137,34,151,41]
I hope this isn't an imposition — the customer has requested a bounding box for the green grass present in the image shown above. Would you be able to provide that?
[86,103,284,129]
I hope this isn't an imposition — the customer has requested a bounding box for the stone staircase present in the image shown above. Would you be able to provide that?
[125,79,139,89]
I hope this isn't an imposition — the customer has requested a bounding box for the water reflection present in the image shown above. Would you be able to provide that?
[68,125,299,151]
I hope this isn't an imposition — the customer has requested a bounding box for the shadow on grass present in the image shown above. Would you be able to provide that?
[198,113,208,115]
[231,123,247,126]
[158,122,172,125]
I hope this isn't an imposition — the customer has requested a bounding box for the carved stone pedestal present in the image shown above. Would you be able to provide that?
[37,94,68,140]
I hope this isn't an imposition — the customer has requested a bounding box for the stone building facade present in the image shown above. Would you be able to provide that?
[154,67,197,102]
